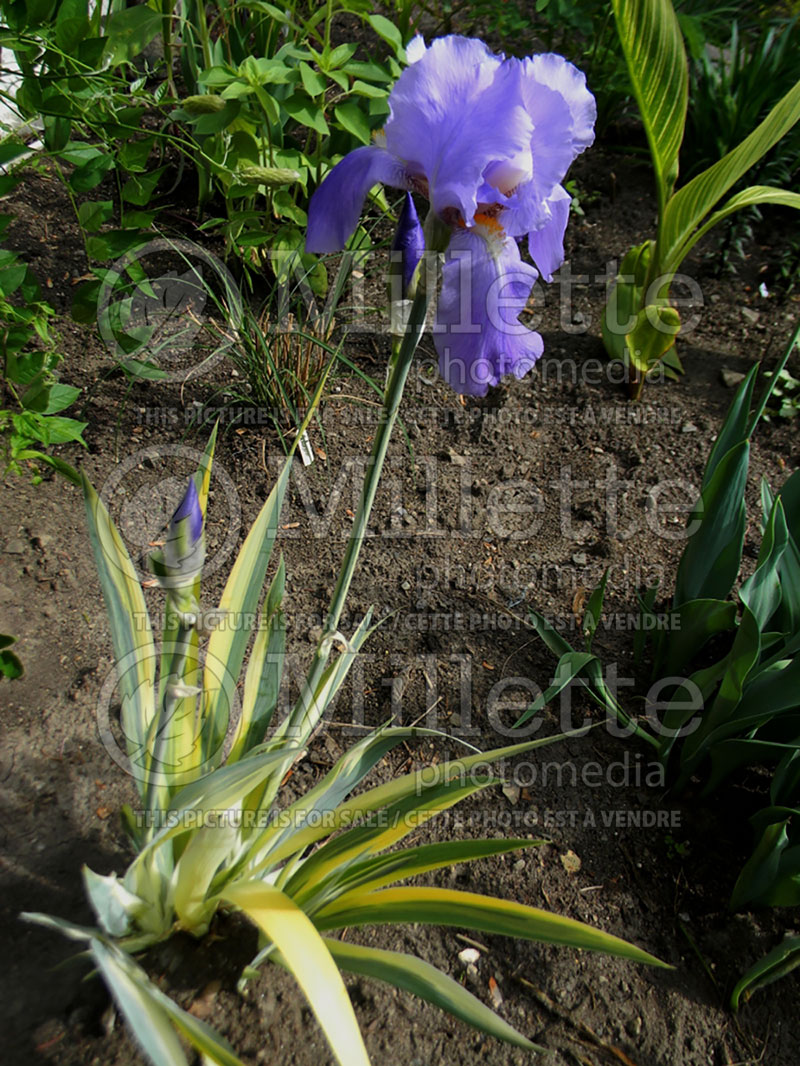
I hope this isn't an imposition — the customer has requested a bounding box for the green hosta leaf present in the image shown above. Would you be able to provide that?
[324,937,542,1050]
[673,440,749,607]
[624,304,681,376]
[731,935,800,1011]
[676,186,800,265]
[221,881,371,1066]
[611,0,688,210]
[315,886,669,968]
[660,79,800,275]
[105,5,162,66]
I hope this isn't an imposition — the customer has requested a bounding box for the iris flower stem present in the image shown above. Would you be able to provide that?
[278,239,442,746]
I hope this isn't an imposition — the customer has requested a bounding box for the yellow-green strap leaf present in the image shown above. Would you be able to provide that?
[314,886,670,968]
[221,881,371,1066]
[323,937,543,1051]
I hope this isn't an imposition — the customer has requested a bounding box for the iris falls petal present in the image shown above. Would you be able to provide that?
[435,219,542,396]
[306,146,408,253]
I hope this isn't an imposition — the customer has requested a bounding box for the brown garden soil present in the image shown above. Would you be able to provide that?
[2,142,800,1066]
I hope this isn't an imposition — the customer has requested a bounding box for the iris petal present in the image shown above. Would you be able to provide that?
[385,36,533,225]
[527,184,571,282]
[306,146,408,253]
[498,54,595,239]
[435,222,542,397]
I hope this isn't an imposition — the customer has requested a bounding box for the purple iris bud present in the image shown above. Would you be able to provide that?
[171,477,203,546]
[391,192,425,296]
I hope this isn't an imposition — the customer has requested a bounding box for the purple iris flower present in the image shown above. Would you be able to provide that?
[306,35,595,396]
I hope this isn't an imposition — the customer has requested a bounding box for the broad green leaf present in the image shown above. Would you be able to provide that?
[90,940,188,1066]
[105,5,162,66]
[660,79,800,274]
[221,881,370,1066]
[656,598,737,678]
[731,812,800,909]
[514,649,595,727]
[624,304,681,376]
[731,935,800,1011]
[676,186,800,266]
[702,365,758,491]
[324,937,542,1050]
[82,475,156,801]
[315,887,669,967]
[283,94,329,135]
[673,441,749,607]
[367,14,405,60]
[202,458,292,768]
[611,0,688,210]
[334,100,372,145]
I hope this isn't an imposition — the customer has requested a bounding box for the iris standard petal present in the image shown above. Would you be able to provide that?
[384,35,533,225]
[306,145,408,253]
[435,218,542,397]
[527,184,572,282]
[497,55,595,238]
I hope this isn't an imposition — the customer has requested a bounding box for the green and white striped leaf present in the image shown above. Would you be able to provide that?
[324,937,542,1051]
[222,881,371,1066]
[612,0,688,211]
[314,886,670,968]
[315,838,543,900]
[227,555,286,764]
[202,457,292,769]
[82,474,156,803]
[90,940,189,1066]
